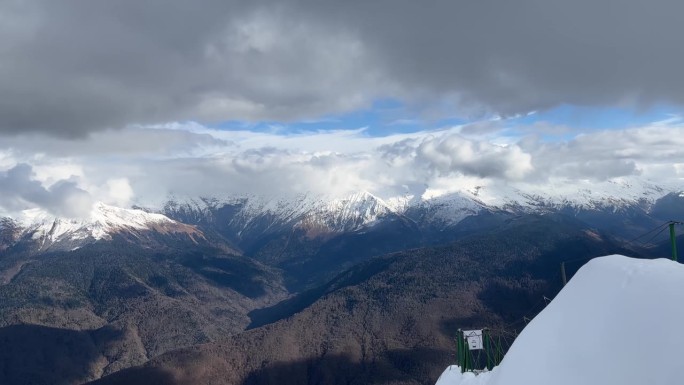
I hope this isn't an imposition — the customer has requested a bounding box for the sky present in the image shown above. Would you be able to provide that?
[2,0,684,218]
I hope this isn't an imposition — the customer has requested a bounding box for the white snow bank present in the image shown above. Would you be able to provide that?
[435,366,493,385]
[437,255,684,385]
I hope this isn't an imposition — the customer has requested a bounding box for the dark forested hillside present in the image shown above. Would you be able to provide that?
[89,214,635,385]
[0,238,288,385]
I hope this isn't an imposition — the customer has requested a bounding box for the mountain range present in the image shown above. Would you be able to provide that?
[3,176,678,252]
[0,181,682,384]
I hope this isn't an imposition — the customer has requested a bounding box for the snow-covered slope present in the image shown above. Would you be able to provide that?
[164,191,397,236]
[404,192,485,226]
[442,177,670,211]
[436,255,684,385]
[297,191,396,232]
[163,177,677,233]
[15,202,203,251]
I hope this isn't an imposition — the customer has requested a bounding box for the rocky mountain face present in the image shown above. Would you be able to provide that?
[0,186,682,385]
[0,218,20,252]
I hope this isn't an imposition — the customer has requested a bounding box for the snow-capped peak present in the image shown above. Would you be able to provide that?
[160,190,399,239]
[298,191,395,232]
[159,178,681,237]
[87,202,175,239]
[16,202,200,251]
[450,177,671,211]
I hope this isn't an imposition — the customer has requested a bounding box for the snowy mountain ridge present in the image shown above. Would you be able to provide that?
[2,177,680,250]
[447,177,671,211]
[162,191,397,236]
[10,202,202,251]
[160,176,678,231]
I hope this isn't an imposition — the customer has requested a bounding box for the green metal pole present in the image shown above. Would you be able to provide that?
[484,330,493,370]
[462,331,468,372]
[483,331,488,370]
[457,330,465,373]
[456,331,460,371]
[460,333,464,373]
[463,333,470,372]
[670,222,678,262]
[464,338,469,372]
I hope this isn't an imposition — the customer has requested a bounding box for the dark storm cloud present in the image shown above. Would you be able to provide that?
[0,164,92,217]
[298,0,684,114]
[2,0,683,136]
[0,127,231,157]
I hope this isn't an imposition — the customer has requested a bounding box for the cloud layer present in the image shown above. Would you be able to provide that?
[2,1,684,136]
[1,117,684,217]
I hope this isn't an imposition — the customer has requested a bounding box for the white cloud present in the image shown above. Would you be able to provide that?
[2,118,684,216]
[414,134,533,180]
[104,178,135,207]
[31,162,85,186]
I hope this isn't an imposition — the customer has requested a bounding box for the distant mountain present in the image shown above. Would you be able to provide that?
[649,192,684,221]
[157,178,677,243]
[159,192,420,290]
[161,191,396,242]
[4,202,204,252]
[154,183,679,289]
[5,178,672,257]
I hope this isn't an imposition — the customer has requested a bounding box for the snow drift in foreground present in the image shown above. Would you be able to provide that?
[437,255,684,385]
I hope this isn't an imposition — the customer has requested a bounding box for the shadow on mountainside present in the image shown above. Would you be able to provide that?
[241,349,447,385]
[89,348,450,385]
[0,324,108,385]
[82,366,176,385]
[247,254,399,329]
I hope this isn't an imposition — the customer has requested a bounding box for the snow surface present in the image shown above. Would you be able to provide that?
[161,177,676,231]
[17,202,185,249]
[436,255,684,385]
[454,177,670,211]
[436,367,491,385]
[165,191,396,233]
